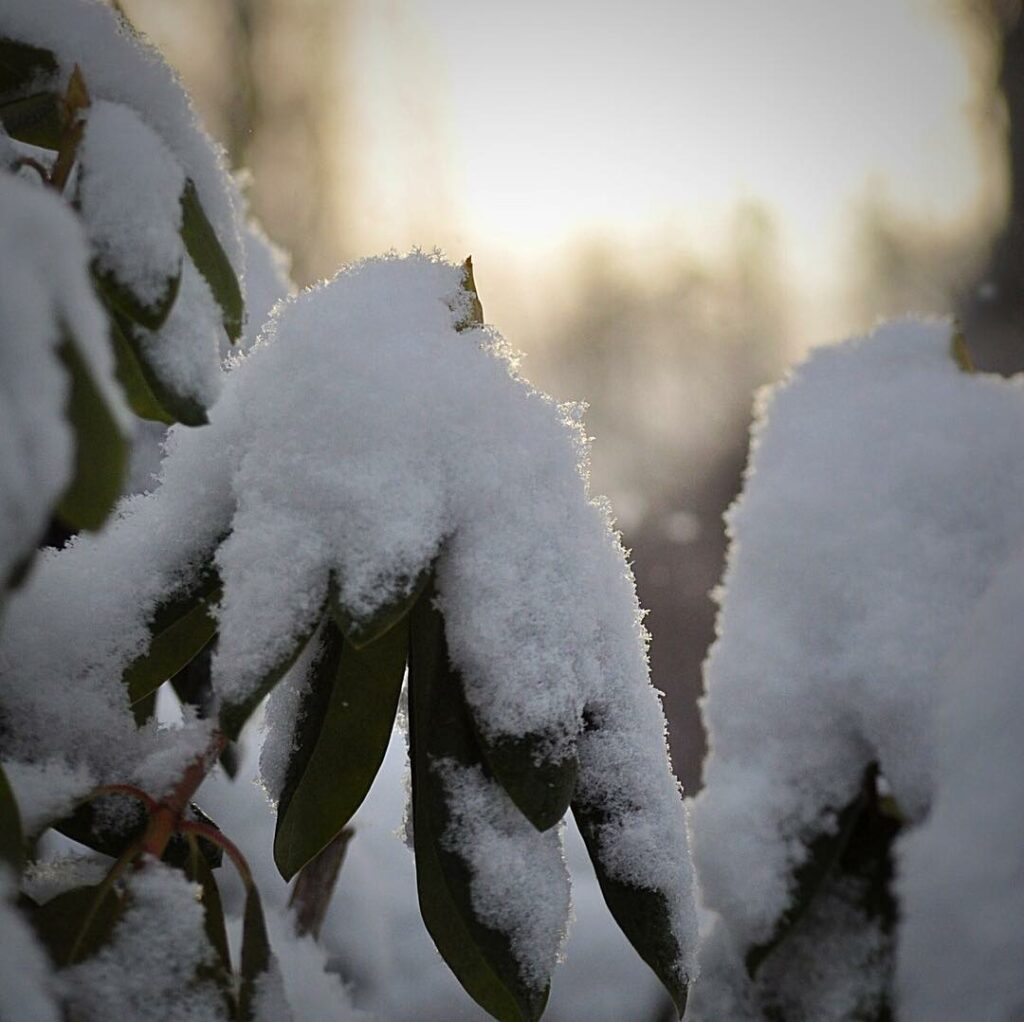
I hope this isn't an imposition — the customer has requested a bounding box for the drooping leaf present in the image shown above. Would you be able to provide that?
[0,763,25,873]
[31,882,125,966]
[745,763,899,979]
[185,836,235,1016]
[94,256,182,333]
[108,308,208,426]
[238,885,272,1022]
[408,582,548,1022]
[219,618,321,743]
[328,568,429,650]
[474,730,576,834]
[0,37,57,97]
[180,178,243,343]
[572,797,688,1017]
[274,617,407,881]
[54,333,128,532]
[0,90,61,148]
[122,566,220,708]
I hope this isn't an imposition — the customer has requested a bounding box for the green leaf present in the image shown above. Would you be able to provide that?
[0,763,25,873]
[239,885,272,1022]
[94,257,182,333]
[54,333,128,532]
[0,90,61,148]
[219,618,321,742]
[180,178,244,344]
[0,37,57,96]
[408,582,548,1022]
[108,308,208,426]
[274,617,407,881]
[329,569,429,650]
[31,883,125,966]
[572,798,688,1017]
[744,763,899,979]
[122,567,220,708]
[185,837,236,1016]
[475,731,576,834]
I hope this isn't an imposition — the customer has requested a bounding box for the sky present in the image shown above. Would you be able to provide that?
[342,0,991,348]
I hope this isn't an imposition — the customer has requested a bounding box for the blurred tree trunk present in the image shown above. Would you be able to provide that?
[958,0,1024,372]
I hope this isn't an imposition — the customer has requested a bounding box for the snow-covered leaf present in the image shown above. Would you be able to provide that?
[181,178,244,344]
[744,764,900,981]
[475,730,577,835]
[273,617,407,882]
[54,333,127,531]
[123,565,220,709]
[408,588,550,1022]
[94,260,181,333]
[108,308,206,425]
[572,797,689,1017]
[0,763,25,873]
[219,618,321,743]
[328,568,427,650]
[30,882,125,967]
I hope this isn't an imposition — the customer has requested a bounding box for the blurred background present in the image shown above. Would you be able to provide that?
[120,0,1024,792]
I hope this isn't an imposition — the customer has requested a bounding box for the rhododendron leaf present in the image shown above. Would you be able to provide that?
[573,797,688,1017]
[274,617,407,881]
[0,37,57,96]
[180,178,243,343]
[54,333,127,531]
[0,764,24,873]
[408,584,548,1022]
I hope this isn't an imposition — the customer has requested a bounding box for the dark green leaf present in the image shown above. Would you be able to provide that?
[122,568,220,707]
[572,798,687,1017]
[475,731,576,834]
[408,582,548,1022]
[93,257,182,333]
[180,178,244,344]
[329,568,429,650]
[185,837,236,1016]
[0,763,25,873]
[274,618,407,881]
[108,309,208,426]
[0,38,57,97]
[31,883,125,966]
[0,90,61,148]
[219,618,321,743]
[239,885,271,1022]
[54,334,128,532]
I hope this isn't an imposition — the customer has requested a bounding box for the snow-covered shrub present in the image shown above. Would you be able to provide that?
[689,318,1024,1020]
[0,2,696,1020]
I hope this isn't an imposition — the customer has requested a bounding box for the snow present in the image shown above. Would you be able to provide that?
[0,406,235,789]
[0,0,244,285]
[62,862,227,1022]
[896,542,1024,1022]
[435,759,570,988]
[0,870,60,1022]
[0,172,129,590]
[78,100,185,310]
[691,316,1024,1016]
[2,758,94,837]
